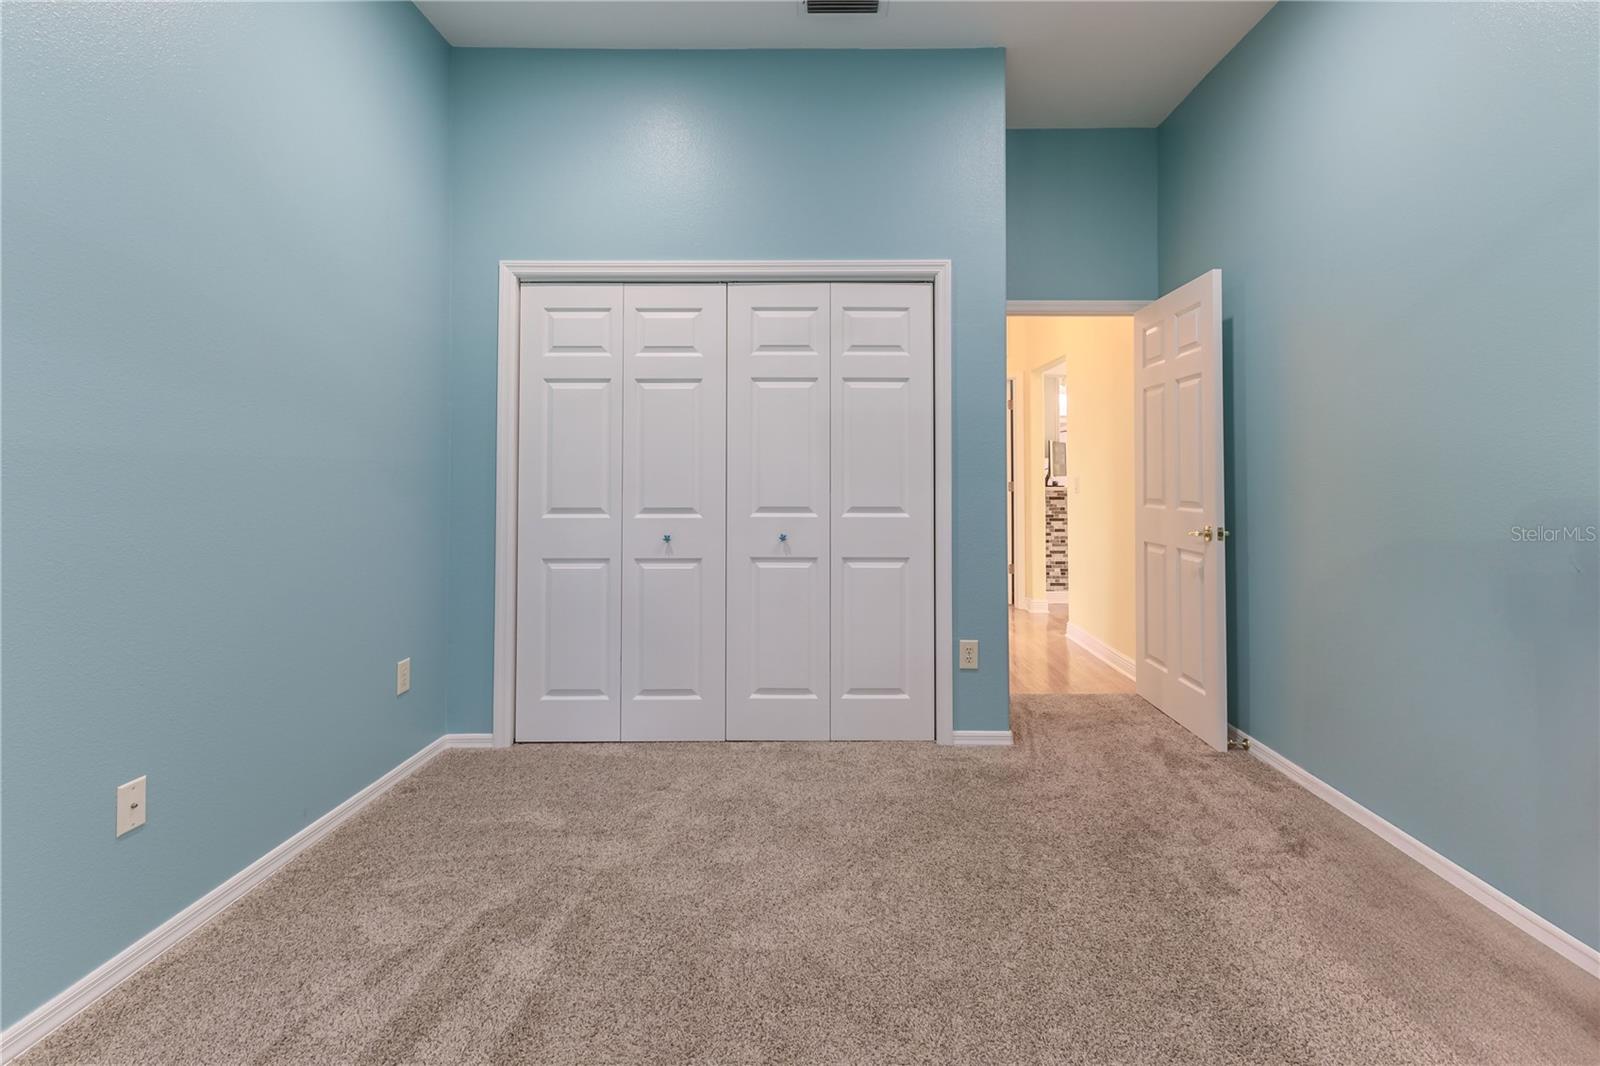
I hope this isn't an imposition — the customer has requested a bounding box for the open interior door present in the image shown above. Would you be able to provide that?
[1133,270,1228,751]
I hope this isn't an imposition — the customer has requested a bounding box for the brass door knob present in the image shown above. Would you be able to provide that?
[1186,525,1214,542]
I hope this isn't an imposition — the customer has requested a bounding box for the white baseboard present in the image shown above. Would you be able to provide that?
[1064,623,1136,681]
[1023,598,1051,615]
[952,729,1014,747]
[0,732,490,1063]
[1045,591,1068,605]
[1232,728,1600,979]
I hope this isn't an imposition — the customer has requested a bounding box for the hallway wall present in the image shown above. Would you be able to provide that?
[1061,321,1137,661]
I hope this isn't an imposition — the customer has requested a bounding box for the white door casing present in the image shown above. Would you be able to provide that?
[1006,377,1016,606]
[726,284,832,740]
[1134,269,1228,751]
[621,284,727,740]
[516,284,624,741]
[830,283,935,741]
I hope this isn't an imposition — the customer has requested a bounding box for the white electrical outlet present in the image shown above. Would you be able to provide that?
[959,640,979,670]
[116,776,147,837]
[396,657,411,695]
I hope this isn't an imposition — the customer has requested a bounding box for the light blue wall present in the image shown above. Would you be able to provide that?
[445,50,1010,733]
[21,0,1589,1030]
[1007,129,1158,300]
[1159,2,1600,947]
[1,2,452,1024]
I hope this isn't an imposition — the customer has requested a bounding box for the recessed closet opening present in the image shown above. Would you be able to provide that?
[490,262,957,747]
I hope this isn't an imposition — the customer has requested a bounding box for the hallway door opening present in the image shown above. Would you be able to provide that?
[1004,312,1137,696]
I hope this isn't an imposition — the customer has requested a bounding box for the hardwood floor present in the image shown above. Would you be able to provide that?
[1009,605,1136,694]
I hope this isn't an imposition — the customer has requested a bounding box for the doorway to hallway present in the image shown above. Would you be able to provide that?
[1005,311,1139,697]
[1005,271,1229,750]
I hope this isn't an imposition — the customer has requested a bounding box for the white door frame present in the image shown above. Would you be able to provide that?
[494,260,955,748]
[1005,376,1018,607]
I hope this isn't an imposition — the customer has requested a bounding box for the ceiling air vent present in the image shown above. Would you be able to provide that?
[805,1,881,13]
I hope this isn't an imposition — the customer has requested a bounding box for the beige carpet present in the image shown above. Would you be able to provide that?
[24,694,1599,1065]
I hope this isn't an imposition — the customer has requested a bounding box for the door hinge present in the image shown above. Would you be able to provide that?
[1007,563,1014,574]
[1006,481,1014,493]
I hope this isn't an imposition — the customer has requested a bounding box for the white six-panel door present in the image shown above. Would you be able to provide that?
[621,285,727,741]
[727,284,832,740]
[516,281,934,743]
[1134,269,1228,751]
[830,284,935,741]
[516,284,624,741]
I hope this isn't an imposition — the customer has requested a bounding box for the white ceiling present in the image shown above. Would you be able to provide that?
[415,1,1273,128]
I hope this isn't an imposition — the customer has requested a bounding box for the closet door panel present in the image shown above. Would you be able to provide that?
[621,284,727,740]
[516,284,624,741]
[830,283,934,741]
[727,284,831,740]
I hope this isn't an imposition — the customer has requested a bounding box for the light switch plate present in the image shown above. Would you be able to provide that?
[396,657,411,696]
[117,776,146,837]
[959,640,979,670]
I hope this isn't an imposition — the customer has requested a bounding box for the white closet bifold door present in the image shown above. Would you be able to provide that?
[620,284,728,740]
[516,284,624,742]
[830,283,935,741]
[726,284,831,741]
